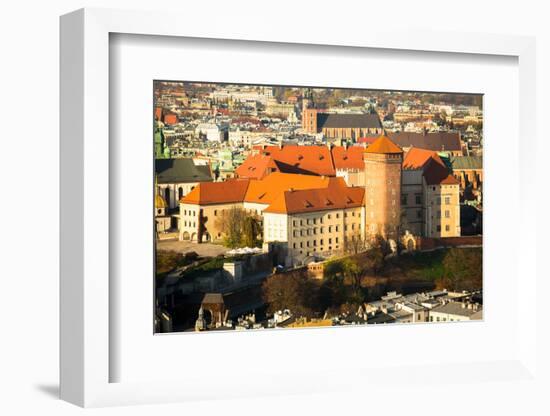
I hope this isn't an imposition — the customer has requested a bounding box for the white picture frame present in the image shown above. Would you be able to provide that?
[60,7,539,408]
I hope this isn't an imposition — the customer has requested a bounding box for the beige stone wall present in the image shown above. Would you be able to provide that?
[364,153,403,239]
[267,207,363,267]
[179,202,244,242]
[402,170,424,236]
[424,183,461,237]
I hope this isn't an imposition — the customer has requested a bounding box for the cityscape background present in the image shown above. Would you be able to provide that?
[154,81,483,333]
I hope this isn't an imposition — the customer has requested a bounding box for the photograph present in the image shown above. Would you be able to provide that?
[153,81,483,333]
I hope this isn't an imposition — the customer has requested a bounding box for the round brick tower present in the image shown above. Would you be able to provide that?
[363,135,403,240]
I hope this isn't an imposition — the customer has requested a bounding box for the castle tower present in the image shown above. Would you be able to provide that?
[363,135,403,240]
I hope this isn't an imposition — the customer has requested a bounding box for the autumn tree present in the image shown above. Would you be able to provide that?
[215,207,261,248]
[262,270,320,318]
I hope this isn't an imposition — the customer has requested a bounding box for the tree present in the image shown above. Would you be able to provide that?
[215,207,261,248]
[262,270,320,318]
[344,231,367,255]
[438,248,482,291]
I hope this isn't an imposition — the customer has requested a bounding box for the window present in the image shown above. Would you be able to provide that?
[214,210,217,216]
[445,210,450,218]
[328,226,332,232]
[437,210,441,219]
[415,195,421,204]
[417,210,422,219]
[336,213,340,219]
[320,227,324,233]
[344,225,348,231]
[320,239,324,245]
[328,214,331,220]
[437,197,441,205]
[335,237,339,243]
[293,243,296,249]
[401,194,407,205]
[306,241,310,247]
[436,225,441,232]
[300,242,303,248]
[445,196,451,205]
[445,225,450,231]
[335,226,339,232]
[313,240,317,246]
[329,238,332,244]
[293,220,297,226]
[344,212,348,218]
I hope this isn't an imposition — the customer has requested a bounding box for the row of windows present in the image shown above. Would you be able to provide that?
[436,225,452,232]
[291,211,360,227]
[183,221,197,228]
[292,237,339,249]
[183,209,197,217]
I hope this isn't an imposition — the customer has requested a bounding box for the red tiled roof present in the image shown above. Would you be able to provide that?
[155,107,162,121]
[423,158,459,186]
[235,154,279,179]
[264,179,364,214]
[331,146,365,170]
[364,135,403,154]
[403,147,446,170]
[181,179,251,205]
[256,145,336,176]
[163,114,178,125]
[357,136,379,144]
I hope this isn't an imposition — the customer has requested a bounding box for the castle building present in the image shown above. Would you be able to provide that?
[262,179,365,266]
[179,135,464,265]
[402,147,461,237]
[363,136,403,239]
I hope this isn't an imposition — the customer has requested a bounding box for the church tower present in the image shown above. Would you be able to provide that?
[363,135,403,240]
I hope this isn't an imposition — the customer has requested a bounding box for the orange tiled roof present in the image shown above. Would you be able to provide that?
[264,179,365,215]
[235,154,279,179]
[255,145,335,176]
[331,146,365,170]
[403,147,446,170]
[364,135,403,154]
[181,179,251,205]
[244,172,333,205]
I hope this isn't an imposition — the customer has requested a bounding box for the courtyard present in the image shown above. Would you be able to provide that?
[156,239,230,257]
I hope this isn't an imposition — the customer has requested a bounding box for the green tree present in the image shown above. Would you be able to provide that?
[439,248,482,291]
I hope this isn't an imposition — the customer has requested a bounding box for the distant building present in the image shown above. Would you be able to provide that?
[450,156,483,191]
[155,158,213,210]
[303,110,383,139]
[388,132,464,156]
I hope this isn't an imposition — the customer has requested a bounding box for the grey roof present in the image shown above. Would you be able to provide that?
[155,158,213,184]
[388,132,462,152]
[431,302,480,317]
[450,156,483,170]
[317,113,382,129]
